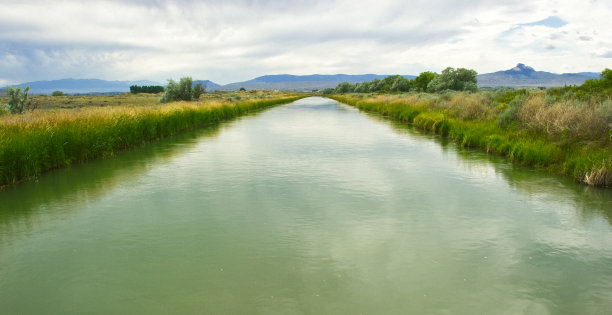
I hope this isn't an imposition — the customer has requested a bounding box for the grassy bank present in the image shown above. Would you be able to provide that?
[330,92,612,187]
[0,93,305,187]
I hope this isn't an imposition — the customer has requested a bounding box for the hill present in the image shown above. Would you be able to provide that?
[219,74,416,91]
[2,79,166,95]
[477,64,598,87]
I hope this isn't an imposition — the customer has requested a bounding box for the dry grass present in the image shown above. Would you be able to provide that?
[447,92,492,120]
[517,93,610,140]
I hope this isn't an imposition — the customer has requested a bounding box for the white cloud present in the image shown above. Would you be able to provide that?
[0,0,610,85]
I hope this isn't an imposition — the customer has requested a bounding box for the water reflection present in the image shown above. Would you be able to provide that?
[0,124,223,246]
[1,97,611,314]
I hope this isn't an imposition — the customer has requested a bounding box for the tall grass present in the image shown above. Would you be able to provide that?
[330,91,612,187]
[0,95,304,187]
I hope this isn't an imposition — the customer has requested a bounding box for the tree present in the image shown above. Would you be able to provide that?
[7,86,31,114]
[600,68,612,88]
[427,67,477,92]
[413,72,437,92]
[52,90,65,96]
[130,85,164,93]
[390,76,411,92]
[335,82,354,93]
[159,77,205,103]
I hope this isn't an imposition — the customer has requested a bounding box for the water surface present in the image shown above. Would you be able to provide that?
[1,97,612,314]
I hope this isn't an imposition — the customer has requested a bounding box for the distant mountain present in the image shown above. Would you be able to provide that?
[193,80,221,90]
[477,64,598,87]
[2,79,163,95]
[219,74,416,91]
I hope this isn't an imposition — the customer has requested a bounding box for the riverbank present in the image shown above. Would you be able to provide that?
[0,93,306,187]
[329,92,612,187]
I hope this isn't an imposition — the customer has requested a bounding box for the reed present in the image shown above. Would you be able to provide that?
[0,95,305,187]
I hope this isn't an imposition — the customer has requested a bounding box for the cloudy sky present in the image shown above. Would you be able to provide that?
[0,0,610,85]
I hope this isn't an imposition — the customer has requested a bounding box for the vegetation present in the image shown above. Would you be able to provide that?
[0,91,305,187]
[332,67,477,94]
[6,86,36,114]
[159,77,205,103]
[328,68,612,187]
[52,90,66,96]
[130,85,164,94]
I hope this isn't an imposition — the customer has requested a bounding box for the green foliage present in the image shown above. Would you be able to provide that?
[6,86,31,114]
[498,93,527,127]
[239,87,246,92]
[192,82,205,100]
[52,91,66,96]
[413,72,438,92]
[130,85,164,94]
[427,67,478,92]
[389,75,412,92]
[159,77,205,103]
[321,88,335,95]
[334,82,354,93]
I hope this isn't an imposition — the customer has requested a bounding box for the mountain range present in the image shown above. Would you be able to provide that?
[477,63,599,88]
[1,64,602,95]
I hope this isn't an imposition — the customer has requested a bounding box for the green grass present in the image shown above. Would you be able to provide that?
[0,94,306,187]
[330,93,612,187]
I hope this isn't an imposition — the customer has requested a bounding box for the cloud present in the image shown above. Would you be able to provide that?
[0,0,611,84]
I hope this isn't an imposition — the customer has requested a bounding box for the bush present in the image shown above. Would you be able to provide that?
[52,91,66,96]
[6,86,31,114]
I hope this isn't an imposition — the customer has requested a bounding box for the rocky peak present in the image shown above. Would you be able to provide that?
[508,63,535,75]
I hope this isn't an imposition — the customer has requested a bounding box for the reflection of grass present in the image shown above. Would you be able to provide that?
[0,126,220,244]
[331,93,612,187]
[0,93,305,187]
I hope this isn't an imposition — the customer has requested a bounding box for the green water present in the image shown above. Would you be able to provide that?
[1,97,611,314]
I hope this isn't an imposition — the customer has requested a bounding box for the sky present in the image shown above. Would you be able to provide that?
[0,0,610,85]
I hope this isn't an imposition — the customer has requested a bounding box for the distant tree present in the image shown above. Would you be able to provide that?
[413,72,438,92]
[389,76,411,92]
[192,82,205,100]
[321,88,335,95]
[6,86,33,114]
[239,87,246,92]
[427,67,478,92]
[335,82,354,93]
[159,77,204,103]
[52,90,65,96]
[130,85,165,94]
[368,79,384,92]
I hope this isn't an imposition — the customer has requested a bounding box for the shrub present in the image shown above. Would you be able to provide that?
[52,90,66,96]
[498,92,527,127]
[6,86,31,114]
[447,92,491,120]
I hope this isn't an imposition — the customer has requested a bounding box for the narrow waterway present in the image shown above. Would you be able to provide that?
[1,97,611,314]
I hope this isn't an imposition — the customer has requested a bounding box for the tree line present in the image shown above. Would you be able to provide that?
[130,85,165,94]
[324,67,478,94]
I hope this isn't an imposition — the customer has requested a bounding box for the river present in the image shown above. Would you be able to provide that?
[1,97,611,314]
